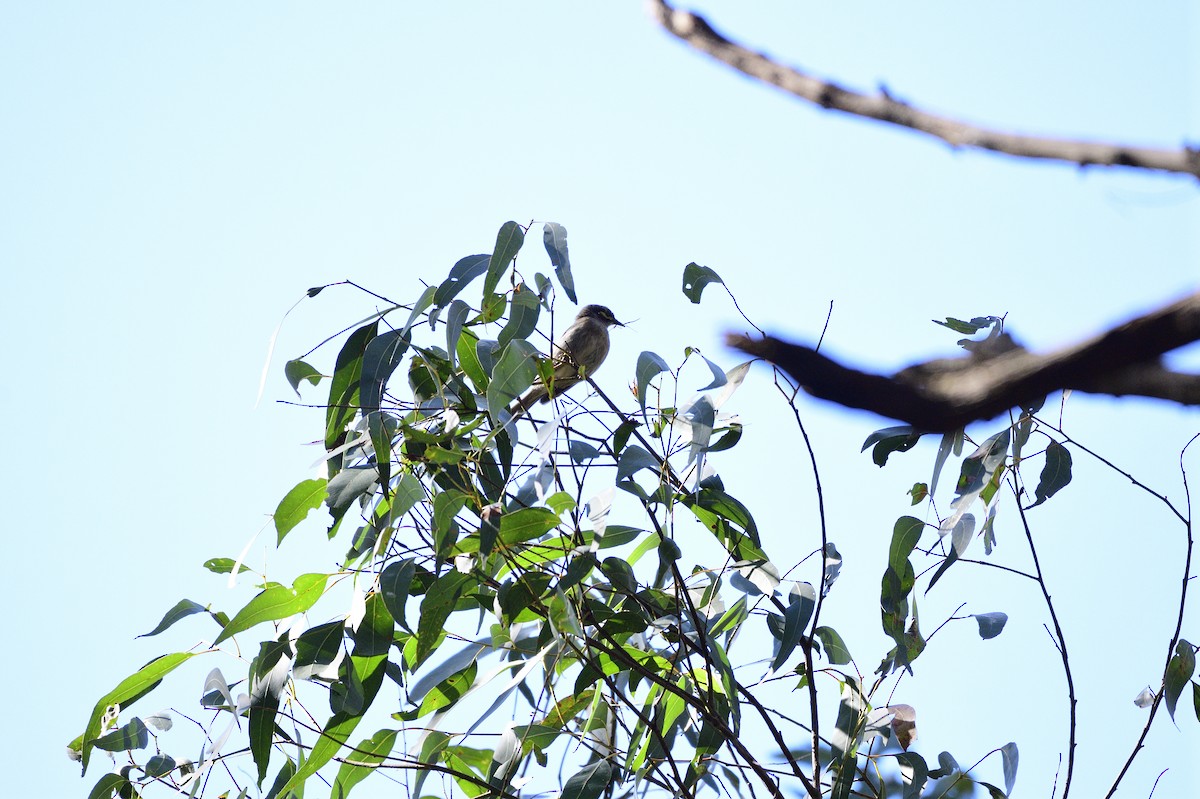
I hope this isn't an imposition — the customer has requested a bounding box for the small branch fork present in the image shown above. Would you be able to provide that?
[647,0,1200,179]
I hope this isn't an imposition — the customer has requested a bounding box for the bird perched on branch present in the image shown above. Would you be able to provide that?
[508,304,624,419]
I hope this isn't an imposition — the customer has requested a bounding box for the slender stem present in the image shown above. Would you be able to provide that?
[1011,483,1077,799]
[773,370,829,788]
[1104,433,1198,797]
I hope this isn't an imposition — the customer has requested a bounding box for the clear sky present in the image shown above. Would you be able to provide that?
[4,2,1199,797]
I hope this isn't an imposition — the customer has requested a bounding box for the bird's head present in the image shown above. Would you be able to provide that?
[577,304,624,328]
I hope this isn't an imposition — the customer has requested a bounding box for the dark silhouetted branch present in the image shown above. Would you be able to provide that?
[728,293,1200,431]
[648,0,1200,179]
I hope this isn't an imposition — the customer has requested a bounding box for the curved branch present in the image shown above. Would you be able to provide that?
[648,0,1200,179]
[729,292,1200,431]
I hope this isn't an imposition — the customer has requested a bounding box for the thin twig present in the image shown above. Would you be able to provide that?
[1104,433,1199,798]
[1012,482,1077,799]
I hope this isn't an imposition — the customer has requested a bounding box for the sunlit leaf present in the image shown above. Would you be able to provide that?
[214,573,328,645]
[274,478,328,543]
[76,652,195,771]
[332,728,399,798]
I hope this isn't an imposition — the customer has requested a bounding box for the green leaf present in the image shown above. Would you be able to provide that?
[77,652,195,772]
[973,612,1008,640]
[433,489,468,560]
[862,425,923,466]
[499,507,562,546]
[380,558,419,632]
[456,329,488,392]
[635,351,670,413]
[249,650,283,785]
[689,488,759,545]
[486,339,539,421]
[401,284,438,337]
[434,253,491,308]
[294,620,343,675]
[137,599,209,638]
[203,557,237,574]
[543,222,578,303]
[413,662,478,718]
[264,757,298,799]
[324,321,379,459]
[415,571,474,668]
[830,677,867,799]
[562,760,613,799]
[332,728,399,798]
[275,478,328,543]
[681,262,723,304]
[326,467,378,529]
[86,774,129,799]
[284,358,322,396]
[1026,440,1072,509]
[214,573,328,645]
[144,754,176,778]
[895,752,928,799]
[91,717,150,752]
[1165,639,1196,722]
[770,582,816,672]
[814,625,853,665]
[889,517,923,572]
[353,591,396,658]
[1000,741,1019,796]
[497,286,541,350]
[360,329,412,411]
[445,299,472,370]
[483,221,525,298]
[617,446,660,482]
[278,654,388,795]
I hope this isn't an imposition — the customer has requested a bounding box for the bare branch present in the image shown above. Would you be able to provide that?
[729,292,1200,431]
[648,0,1200,179]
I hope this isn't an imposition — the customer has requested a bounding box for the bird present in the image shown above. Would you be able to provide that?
[507,304,624,419]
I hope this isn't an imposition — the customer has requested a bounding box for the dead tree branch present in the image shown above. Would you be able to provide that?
[648,0,1200,179]
[728,292,1200,431]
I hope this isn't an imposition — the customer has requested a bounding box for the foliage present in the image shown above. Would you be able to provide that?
[71,221,1198,799]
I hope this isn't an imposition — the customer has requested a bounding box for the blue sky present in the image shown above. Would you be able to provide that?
[5,3,1199,797]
